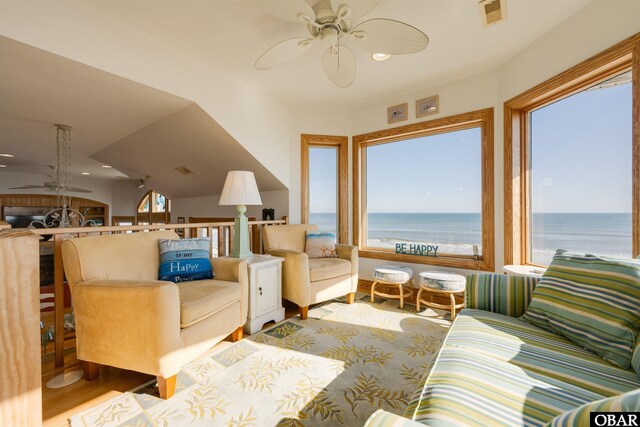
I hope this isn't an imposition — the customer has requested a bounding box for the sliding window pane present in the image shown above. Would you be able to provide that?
[529,71,632,265]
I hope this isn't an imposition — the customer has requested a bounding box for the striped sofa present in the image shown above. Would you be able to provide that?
[366,273,640,427]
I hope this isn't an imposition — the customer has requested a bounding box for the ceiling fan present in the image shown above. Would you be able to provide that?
[9,166,92,193]
[252,0,429,88]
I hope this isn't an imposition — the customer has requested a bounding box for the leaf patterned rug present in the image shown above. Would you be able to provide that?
[69,294,451,427]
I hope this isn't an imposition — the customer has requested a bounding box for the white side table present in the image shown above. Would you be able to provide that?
[503,264,546,278]
[242,255,285,335]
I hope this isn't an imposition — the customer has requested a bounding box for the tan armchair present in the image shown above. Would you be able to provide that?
[61,230,248,399]
[263,224,358,319]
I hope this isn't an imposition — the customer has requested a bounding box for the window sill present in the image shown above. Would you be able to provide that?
[358,249,493,271]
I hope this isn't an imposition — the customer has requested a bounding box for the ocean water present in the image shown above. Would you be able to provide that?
[309,212,633,265]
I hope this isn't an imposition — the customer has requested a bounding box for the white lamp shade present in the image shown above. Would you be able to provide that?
[219,171,262,206]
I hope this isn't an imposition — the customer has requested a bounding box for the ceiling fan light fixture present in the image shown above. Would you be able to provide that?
[371,52,391,62]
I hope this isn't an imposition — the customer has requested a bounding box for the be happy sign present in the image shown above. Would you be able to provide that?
[395,243,438,257]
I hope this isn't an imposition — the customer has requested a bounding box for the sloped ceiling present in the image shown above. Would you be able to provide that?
[0,36,191,178]
[91,104,286,199]
[0,37,286,198]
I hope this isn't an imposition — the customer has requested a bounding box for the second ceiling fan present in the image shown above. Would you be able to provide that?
[252,0,429,88]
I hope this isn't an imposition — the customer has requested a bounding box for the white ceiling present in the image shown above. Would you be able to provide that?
[82,0,591,107]
[0,36,191,179]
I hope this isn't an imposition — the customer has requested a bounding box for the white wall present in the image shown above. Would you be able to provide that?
[109,180,149,217]
[171,190,289,222]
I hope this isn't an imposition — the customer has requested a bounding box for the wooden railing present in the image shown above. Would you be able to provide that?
[31,217,287,367]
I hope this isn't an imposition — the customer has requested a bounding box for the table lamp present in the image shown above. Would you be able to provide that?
[219,171,262,258]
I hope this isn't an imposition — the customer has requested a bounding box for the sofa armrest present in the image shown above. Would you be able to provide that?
[365,410,425,427]
[71,279,183,377]
[466,273,539,318]
[211,257,249,321]
[336,244,358,292]
[267,249,311,306]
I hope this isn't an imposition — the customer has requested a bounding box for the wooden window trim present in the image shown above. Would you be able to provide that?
[352,108,495,271]
[301,134,349,244]
[137,190,171,224]
[504,33,640,265]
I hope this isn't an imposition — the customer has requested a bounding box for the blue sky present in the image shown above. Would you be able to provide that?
[309,79,631,214]
[530,82,631,213]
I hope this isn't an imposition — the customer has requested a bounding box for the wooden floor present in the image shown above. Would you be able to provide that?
[41,286,455,426]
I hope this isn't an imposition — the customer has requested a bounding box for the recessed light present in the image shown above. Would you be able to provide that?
[371,53,391,62]
[101,165,112,168]
[81,172,91,175]
[0,165,6,168]
[0,153,14,158]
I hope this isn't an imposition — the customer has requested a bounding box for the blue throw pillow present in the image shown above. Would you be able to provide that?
[158,238,214,283]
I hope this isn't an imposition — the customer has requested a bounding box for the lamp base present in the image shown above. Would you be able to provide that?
[230,205,253,258]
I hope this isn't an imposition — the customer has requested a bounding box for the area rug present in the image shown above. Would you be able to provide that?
[69,294,451,427]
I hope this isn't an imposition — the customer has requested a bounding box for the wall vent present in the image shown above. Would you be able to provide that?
[175,166,194,175]
[479,0,506,27]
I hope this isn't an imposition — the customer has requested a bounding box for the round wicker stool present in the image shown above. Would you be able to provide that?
[416,272,466,319]
[371,265,414,308]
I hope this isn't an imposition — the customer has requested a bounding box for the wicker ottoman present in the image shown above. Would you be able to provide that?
[371,265,414,308]
[416,271,466,319]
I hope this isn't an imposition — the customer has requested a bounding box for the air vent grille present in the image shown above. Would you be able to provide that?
[175,166,194,175]
[479,0,506,27]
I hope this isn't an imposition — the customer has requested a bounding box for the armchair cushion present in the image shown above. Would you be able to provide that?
[178,279,241,328]
[308,258,351,282]
[305,231,337,258]
[158,238,213,283]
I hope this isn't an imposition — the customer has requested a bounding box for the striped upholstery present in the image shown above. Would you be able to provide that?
[403,309,640,426]
[633,337,640,375]
[544,389,640,427]
[365,410,424,427]
[466,273,539,317]
[521,251,640,369]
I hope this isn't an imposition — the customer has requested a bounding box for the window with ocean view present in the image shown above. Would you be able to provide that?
[301,134,348,243]
[529,70,632,265]
[353,109,495,270]
[308,147,338,235]
[365,128,482,256]
[505,37,639,266]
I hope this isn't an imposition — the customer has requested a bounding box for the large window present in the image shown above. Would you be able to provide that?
[301,134,348,243]
[353,109,495,270]
[505,34,640,265]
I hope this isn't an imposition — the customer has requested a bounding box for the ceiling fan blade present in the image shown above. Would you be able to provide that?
[64,186,92,193]
[351,18,428,55]
[250,0,316,24]
[331,0,380,20]
[8,185,49,190]
[321,45,356,88]
[255,37,315,70]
